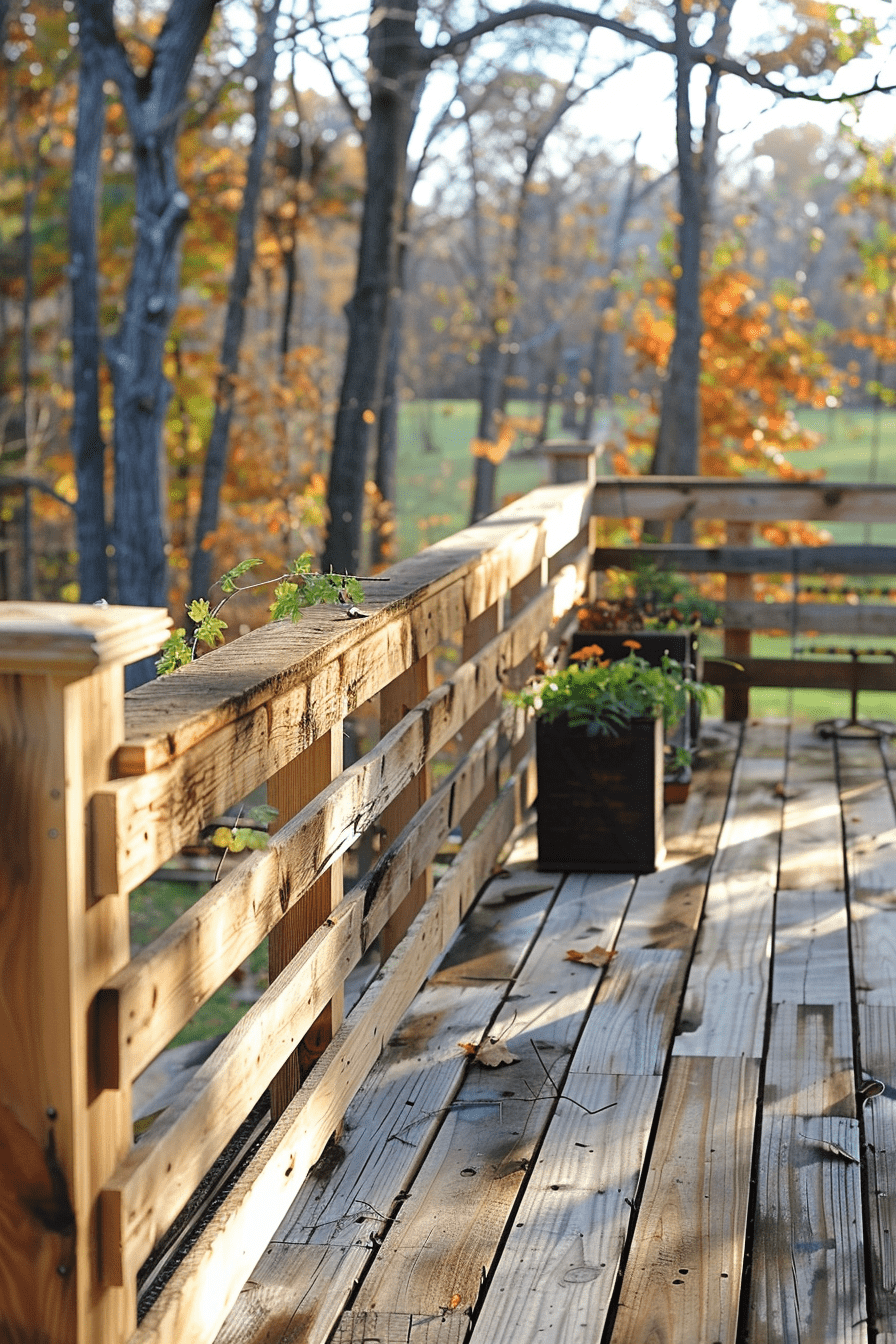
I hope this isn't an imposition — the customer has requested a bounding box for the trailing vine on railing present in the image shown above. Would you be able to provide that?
[156,554,366,675]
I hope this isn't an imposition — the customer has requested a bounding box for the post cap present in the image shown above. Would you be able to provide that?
[0,603,172,676]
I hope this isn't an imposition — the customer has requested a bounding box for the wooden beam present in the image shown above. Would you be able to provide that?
[0,607,168,1344]
[592,542,896,575]
[724,521,752,721]
[118,483,594,775]
[94,559,585,897]
[720,600,896,636]
[379,656,434,960]
[124,758,535,1344]
[704,655,896,693]
[268,727,344,1120]
[591,475,896,523]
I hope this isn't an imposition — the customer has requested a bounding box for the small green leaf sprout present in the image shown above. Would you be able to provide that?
[156,554,368,675]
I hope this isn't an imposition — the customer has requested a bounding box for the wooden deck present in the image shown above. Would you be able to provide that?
[204,717,896,1344]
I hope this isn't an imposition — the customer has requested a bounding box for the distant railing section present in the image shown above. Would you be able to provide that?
[0,479,592,1344]
[590,476,896,720]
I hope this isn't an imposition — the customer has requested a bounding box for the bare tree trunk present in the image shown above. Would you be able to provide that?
[322,0,425,576]
[76,0,218,685]
[652,0,702,484]
[191,0,281,604]
[69,5,108,601]
[652,0,734,499]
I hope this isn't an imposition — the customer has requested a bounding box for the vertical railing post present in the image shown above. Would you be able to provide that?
[379,655,434,961]
[0,602,169,1344]
[268,726,345,1120]
[724,520,753,721]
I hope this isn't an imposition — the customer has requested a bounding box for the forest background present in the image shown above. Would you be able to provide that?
[4,0,896,685]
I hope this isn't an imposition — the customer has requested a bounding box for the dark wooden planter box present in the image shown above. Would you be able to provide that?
[568,628,702,752]
[535,714,665,873]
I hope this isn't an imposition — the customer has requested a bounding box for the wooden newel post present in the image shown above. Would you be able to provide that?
[0,602,170,1344]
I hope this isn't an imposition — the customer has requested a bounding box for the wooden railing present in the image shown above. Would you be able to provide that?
[0,480,592,1344]
[591,476,896,720]
[5,470,896,1344]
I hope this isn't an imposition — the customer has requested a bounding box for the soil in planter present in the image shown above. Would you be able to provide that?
[535,714,664,873]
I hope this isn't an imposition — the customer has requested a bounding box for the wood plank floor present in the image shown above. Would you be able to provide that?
[212,718,896,1344]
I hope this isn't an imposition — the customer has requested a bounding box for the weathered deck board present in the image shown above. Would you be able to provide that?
[201,716,896,1344]
[609,1056,758,1344]
[856,1004,896,1338]
[748,1113,866,1344]
[468,1073,662,1344]
[212,854,567,1344]
[345,870,636,1318]
[673,722,782,1058]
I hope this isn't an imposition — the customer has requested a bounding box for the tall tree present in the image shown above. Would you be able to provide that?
[190,0,282,605]
[320,0,888,572]
[72,0,218,683]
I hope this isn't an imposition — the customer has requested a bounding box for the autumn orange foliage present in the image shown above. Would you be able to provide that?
[622,249,842,553]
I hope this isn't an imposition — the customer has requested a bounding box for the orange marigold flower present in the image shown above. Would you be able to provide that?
[569,643,605,663]
[622,639,642,650]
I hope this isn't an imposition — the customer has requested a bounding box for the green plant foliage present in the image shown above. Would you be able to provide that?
[586,561,721,631]
[156,554,365,675]
[508,646,717,759]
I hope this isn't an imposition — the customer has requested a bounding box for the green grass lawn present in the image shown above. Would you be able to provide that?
[130,876,269,1047]
[393,400,550,558]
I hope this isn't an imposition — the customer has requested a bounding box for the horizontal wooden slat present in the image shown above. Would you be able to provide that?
[593,542,896,575]
[94,553,587,896]
[591,475,896,523]
[100,706,532,1281]
[94,577,563,1089]
[126,754,536,1344]
[720,600,896,636]
[118,484,593,774]
[704,655,896,694]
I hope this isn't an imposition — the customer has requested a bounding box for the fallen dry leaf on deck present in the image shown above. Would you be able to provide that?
[800,1133,858,1163]
[566,945,617,967]
[459,1038,519,1067]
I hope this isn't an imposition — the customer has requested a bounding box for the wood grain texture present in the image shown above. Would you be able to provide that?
[469,1074,662,1344]
[856,1004,896,1338]
[96,561,579,896]
[839,738,896,1008]
[590,476,896,524]
[128,759,533,1344]
[118,482,593,774]
[777,729,844,892]
[349,868,637,1318]
[748,1113,865,1344]
[674,726,781,1059]
[610,1057,758,1344]
[570,950,687,1076]
[334,1313,468,1343]
[213,1244,364,1344]
[773,889,851,1005]
[269,727,344,1119]
[763,1001,856,1119]
[0,610,166,1344]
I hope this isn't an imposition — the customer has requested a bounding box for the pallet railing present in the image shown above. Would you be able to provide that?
[590,475,896,718]
[0,480,591,1344]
